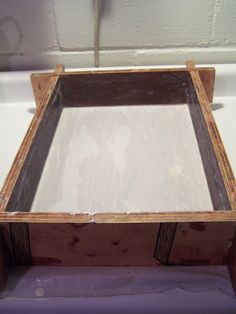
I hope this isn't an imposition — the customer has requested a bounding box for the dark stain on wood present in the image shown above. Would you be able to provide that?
[70,223,89,230]
[61,71,189,107]
[32,256,62,265]
[190,222,206,232]
[85,253,96,258]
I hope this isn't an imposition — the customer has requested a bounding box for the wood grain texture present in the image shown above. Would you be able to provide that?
[170,222,235,265]
[5,83,63,213]
[187,77,231,211]
[24,222,235,267]
[32,67,215,76]
[227,226,236,294]
[61,71,189,107]
[31,65,64,107]
[0,76,63,213]
[31,74,51,107]
[0,211,236,223]
[198,68,215,103]
[29,223,160,266]
[10,223,32,265]
[0,226,10,291]
[154,223,177,264]
[186,61,236,210]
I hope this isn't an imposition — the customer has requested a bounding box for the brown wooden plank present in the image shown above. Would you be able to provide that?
[0,225,10,291]
[4,83,63,213]
[154,223,177,264]
[31,65,64,107]
[31,74,51,108]
[0,211,236,223]
[186,60,236,210]
[10,223,32,265]
[187,75,231,211]
[198,68,215,103]
[61,71,190,107]
[30,66,215,77]
[29,223,160,266]
[170,222,235,265]
[0,75,63,213]
[25,222,235,267]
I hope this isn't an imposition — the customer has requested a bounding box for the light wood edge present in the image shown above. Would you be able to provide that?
[198,68,215,103]
[186,60,236,210]
[0,66,63,212]
[31,74,51,107]
[0,211,236,223]
[31,65,64,107]
[31,66,215,111]
[31,66,215,76]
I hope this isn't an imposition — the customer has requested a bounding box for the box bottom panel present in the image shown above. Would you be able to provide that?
[31,104,213,213]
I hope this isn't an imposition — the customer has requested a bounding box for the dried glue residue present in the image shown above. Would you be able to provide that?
[31,105,213,213]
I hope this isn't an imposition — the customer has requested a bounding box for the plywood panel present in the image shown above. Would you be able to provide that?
[170,222,235,265]
[29,223,160,266]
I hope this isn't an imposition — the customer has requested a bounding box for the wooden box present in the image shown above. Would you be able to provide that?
[0,61,236,294]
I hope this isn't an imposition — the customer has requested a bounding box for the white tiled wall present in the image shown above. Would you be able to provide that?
[0,0,236,70]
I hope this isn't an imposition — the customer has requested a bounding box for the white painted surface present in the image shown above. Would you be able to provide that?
[31,105,212,213]
[1,1,236,69]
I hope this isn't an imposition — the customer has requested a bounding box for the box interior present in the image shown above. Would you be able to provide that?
[5,71,231,213]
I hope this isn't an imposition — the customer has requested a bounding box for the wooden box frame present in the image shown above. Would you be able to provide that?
[0,61,236,294]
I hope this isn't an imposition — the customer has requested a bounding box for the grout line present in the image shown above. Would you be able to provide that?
[51,0,62,51]
[210,0,221,45]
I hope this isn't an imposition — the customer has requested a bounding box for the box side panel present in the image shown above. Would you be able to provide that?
[61,71,189,107]
[187,76,231,211]
[170,222,235,265]
[4,222,231,267]
[29,223,160,266]
[5,81,64,213]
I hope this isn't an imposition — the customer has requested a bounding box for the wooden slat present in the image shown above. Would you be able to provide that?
[29,223,160,266]
[31,65,64,107]
[187,76,231,211]
[186,60,236,210]
[0,66,63,213]
[154,223,177,264]
[198,69,215,103]
[0,226,10,291]
[31,74,51,107]
[0,211,236,223]
[30,66,215,76]
[10,223,32,265]
[170,222,235,265]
